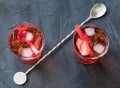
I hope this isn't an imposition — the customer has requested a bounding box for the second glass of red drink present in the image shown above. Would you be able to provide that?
[8,22,45,64]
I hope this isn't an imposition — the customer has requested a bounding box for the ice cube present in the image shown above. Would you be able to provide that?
[85,27,95,36]
[93,43,105,54]
[22,48,32,58]
[25,32,33,41]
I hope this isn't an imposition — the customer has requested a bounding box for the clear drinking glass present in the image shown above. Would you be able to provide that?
[73,24,109,64]
[8,22,45,64]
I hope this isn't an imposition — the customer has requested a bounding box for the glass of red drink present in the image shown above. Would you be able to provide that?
[8,22,45,64]
[73,24,109,64]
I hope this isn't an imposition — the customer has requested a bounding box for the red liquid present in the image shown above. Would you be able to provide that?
[73,24,109,64]
[8,22,45,64]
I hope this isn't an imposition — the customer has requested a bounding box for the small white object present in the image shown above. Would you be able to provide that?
[93,43,105,54]
[22,48,32,58]
[85,27,95,36]
[25,32,33,41]
[13,72,27,85]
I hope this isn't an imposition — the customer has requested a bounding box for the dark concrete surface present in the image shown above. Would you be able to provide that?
[0,0,120,88]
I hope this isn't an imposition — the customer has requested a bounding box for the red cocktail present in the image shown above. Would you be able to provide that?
[8,22,45,64]
[73,24,109,64]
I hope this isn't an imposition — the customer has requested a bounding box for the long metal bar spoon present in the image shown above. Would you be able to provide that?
[13,3,107,85]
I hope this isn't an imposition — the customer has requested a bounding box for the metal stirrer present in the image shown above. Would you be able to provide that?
[13,3,107,85]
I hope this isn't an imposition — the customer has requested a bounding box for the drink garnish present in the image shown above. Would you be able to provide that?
[75,24,93,56]
[34,37,42,49]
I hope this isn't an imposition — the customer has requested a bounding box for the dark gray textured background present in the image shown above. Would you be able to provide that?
[0,0,120,88]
